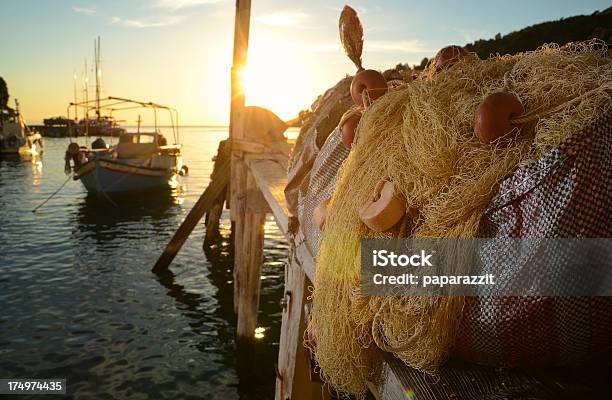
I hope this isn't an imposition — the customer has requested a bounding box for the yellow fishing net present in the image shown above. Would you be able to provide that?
[310,41,611,396]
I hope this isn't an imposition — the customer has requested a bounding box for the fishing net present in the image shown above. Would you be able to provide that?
[298,127,350,257]
[309,41,612,396]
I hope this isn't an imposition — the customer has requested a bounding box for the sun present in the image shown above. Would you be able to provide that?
[241,37,309,121]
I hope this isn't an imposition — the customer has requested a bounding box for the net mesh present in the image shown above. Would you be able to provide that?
[309,41,612,396]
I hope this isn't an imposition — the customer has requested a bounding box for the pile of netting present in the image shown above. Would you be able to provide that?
[309,41,612,396]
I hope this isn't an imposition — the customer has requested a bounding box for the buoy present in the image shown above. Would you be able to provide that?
[359,180,406,232]
[351,69,388,106]
[180,165,189,175]
[474,92,525,144]
[313,199,330,230]
[433,45,468,72]
[341,114,361,149]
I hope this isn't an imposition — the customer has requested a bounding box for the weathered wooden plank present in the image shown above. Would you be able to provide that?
[231,157,248,314]
[204,194,224,246]
[275,253,307,400]
[290,295,330,400]
[247,157,316,282]
[235,171,266,337]
[247,158,290,234]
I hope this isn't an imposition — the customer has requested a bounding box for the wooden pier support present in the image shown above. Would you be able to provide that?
[204,140,230,247]
[234,171,267,337]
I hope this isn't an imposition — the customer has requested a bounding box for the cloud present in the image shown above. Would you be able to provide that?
[299,40,431,54]
[72,6,96,16]
[111,15,184,28]
[256,11,309,27]
[366,40,432,53]
[154,0,224,10]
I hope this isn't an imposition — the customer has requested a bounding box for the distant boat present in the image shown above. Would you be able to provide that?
[0,99,43,157]
[65,97,185,194]
[75,115,126,137]
[73,36,126,137]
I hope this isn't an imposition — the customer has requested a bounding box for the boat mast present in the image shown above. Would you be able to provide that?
[94,36,101,121]
[73,71,78,121]
[83,58,89,120]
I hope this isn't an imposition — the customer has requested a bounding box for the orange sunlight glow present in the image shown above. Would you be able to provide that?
[242,37,309,121]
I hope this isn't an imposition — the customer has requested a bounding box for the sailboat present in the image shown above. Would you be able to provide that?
[64,97,186,194]
[75,37,125,137]
[0,99,43,157]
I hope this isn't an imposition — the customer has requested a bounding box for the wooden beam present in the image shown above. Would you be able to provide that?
[275,253,306,400]
[235,171,266,337]
[204,194,224,246]
[232,156,248,314]
[247,157,316,282]
[229,0,251,137]
[152,160,229,273]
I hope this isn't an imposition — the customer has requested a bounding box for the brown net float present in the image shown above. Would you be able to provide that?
[350,69,388,107]
[340,113,361,149]
[474,91,525,143]
[433,45,469,72]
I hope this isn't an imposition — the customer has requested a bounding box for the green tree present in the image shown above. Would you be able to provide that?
[0,77,9,111]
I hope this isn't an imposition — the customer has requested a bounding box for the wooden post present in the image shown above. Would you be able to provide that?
[275,252,328,400]
[204,140,231,247]
[236,172,267,336]
[229,0,250,314]
[229,0,266,337]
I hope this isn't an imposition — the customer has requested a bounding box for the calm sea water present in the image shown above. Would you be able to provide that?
[0,127,296,399]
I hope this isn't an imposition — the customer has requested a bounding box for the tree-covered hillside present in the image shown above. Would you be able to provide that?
[465,7,611,58]
[401,7,611,72]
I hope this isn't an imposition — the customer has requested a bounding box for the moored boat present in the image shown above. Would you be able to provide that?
[0,100,43,158]
[65,97,185,194]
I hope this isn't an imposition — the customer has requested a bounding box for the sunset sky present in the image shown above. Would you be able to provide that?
[1,0,608,125]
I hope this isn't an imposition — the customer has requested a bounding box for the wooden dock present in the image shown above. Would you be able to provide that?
[211,1,612,398]
[225,134,612,400]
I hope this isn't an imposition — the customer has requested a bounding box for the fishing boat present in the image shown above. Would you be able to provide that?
[65,97,186,194]
[0,99,43,157]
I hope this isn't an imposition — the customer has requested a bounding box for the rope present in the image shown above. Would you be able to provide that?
[510,85,611,125]
[31,175,72,213]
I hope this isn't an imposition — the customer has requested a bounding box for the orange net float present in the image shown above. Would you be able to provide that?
[339,5,388,107]
[341,113,361,149]
[358,180,406,232]
[474,92,525,144]
[432,45,469,72]
[350,69,388,107]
